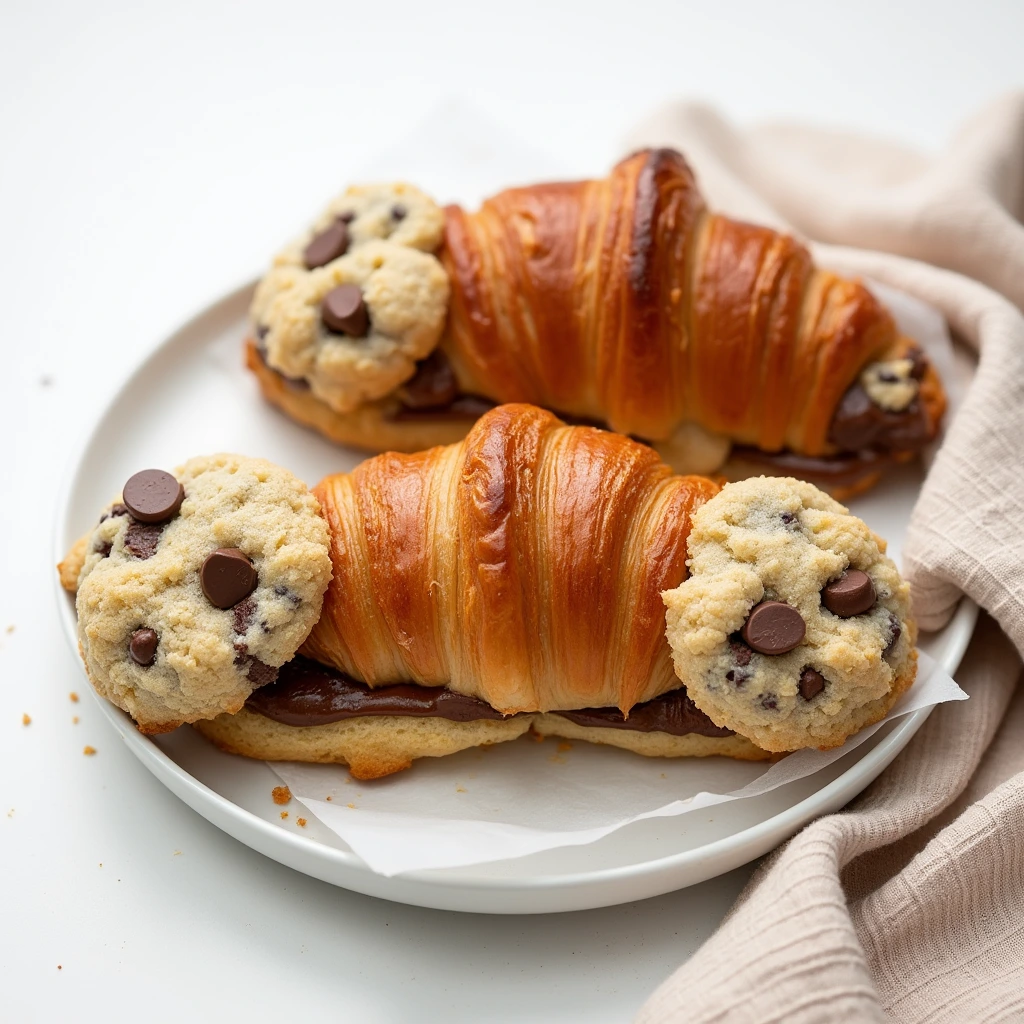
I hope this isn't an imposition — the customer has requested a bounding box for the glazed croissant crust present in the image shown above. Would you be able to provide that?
[441,148,942,455]
[301,403,719,714]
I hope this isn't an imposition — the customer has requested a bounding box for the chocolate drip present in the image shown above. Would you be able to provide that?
[730,446,889,489]
[245,656,730,737]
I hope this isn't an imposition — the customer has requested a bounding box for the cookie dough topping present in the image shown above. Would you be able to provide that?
[860,358,919,412]
[662,476,916,752]
[251,181,450,415]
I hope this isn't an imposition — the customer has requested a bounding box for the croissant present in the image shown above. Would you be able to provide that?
[248,149,946,497]
[192,405,917,777]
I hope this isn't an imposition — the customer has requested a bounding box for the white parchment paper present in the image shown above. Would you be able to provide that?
[269,652,965,876]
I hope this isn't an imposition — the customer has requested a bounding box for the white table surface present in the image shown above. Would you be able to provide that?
[1,2,1020,1020]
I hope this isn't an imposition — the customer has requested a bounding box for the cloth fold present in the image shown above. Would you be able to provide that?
[628,95,1024,1023]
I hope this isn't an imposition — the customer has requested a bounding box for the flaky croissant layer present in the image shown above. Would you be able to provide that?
[301,404,719,714]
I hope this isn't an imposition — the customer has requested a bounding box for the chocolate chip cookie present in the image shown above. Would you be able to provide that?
[74,455,332,733]
[251,239,450,414]
[662,476,915,752]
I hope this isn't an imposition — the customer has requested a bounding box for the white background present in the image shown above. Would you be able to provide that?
[1,2,1021,1021]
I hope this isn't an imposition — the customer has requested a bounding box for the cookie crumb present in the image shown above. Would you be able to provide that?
[346,803,355,809]
[296,817,307,828]
[557,741,572,752]
[5,624,14,634]
[455,785,467,793]
[173,850,182,856]
[271,785,291,806]
[83,746,96,756]
[57,964,62,970]
[325,795,332,801]
[531,732,545,743]
[7,809,13,818]
[69,692,79,703]
[21,713,31,726]
[72,716,79,724]
[279,811,289,820]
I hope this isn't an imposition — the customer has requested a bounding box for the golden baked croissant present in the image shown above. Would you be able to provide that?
[248,149,946,497]
[59,406,917,778]
[195,404,917,777]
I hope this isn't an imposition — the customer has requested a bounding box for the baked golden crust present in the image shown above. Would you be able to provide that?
[194,707,533,780]
[531,715,771,761]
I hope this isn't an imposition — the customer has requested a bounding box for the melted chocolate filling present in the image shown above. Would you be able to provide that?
[245,656,732,737]
[252,337,936,471]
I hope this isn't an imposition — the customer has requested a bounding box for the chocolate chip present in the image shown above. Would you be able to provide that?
[273,584,301,607]
[303,221,350,269]
[301,221,350,270]
[725,669,749,686]
[728,635,753,667]
[122,470,184,524]
[391,204,407,221]
[321,284,369,337]
[124,521,164,559]
[233,643,278,686]
[245,658,278,686]
[129,628,158,666]
[232,594,258,635]
[780,511,797,525]
[94,540,112,558]
[337,211,356,224]
[255,324,269,341]
[99,503,129,524]
[201,548,258,609]
[884,614,902,656]
[799,667,825,701]
[398,349,459,410]
[822,569,875,617]
[741,601,806,655]
[760,694,778,710]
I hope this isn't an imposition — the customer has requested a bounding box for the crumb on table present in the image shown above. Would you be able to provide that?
[69,692,79,703]
[271,785,292,806]
[22,713,31,726]
[6,625,14,634]
[296,817,307,828]
[72,716,79,724]
[280,811,289,820]
[83,746,96,756]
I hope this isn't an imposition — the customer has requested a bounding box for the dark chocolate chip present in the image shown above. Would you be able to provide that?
[728,634,753,667]
[232,594,258,635]
[391,204,407,221]
[725,669,749,686]
[741,601,806,655]
[822,569,876,617]
[129,628,158,666]
[337,211,356,224]
[201,548,258,609]
[99,503,129,524]
[255,324,269,341]
[760,694,778,711]
[94,540,113,558]
[321,284,369,337]
[884,614,902,655]
[304,221,350,269]
[799,667,825,701]
[780,511,797,525]
[124,521,164,559]
[398,349,459,410]
[245,658,278,686]
[123,470,184,524]
[273,584,301,607]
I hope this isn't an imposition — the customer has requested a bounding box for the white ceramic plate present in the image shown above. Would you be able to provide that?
[54,282,977,915]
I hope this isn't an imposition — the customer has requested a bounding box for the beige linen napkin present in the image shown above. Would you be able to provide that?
[627,95,1024,1023]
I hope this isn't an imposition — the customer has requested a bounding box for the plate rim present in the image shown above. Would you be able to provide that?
[52,279,979,909]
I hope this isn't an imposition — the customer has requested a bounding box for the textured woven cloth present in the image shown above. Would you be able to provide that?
[627,95,1024,1023]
